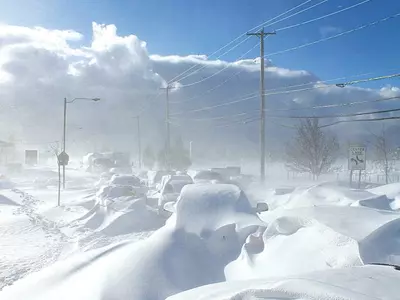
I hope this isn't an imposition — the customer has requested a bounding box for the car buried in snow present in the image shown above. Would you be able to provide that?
[162,183,269,217]
[0,183,268,300]
[157,174,193,215]
[105,174,148,198]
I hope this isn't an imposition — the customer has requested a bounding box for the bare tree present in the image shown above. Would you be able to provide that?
[370,126,394,184]
[285,118,339,180]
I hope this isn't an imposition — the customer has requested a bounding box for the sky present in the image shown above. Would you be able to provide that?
[0,0,399,159]
[0,0,399,84]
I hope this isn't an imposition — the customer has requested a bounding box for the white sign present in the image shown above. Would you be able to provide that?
[348,145,366,170]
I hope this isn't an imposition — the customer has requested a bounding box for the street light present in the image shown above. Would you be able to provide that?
[62,97,100,189]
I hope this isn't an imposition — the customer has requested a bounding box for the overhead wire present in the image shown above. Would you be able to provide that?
[275,0,374,32]
[266,101,400,119]
[177,41,261,88]
[174,0,372,86]
[336,73,400,87]
[266,12,400,58]
[171,68,399,107]
[172,9,398,110]
[168,0,314,84]
[320,116,400,128]
[170,71,400,116]
[171,96,400,124]
[173,0,335,86]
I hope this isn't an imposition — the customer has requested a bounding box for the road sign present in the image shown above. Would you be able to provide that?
[25,150,38,165]
[58,151,70,166]
[348,145,366,170]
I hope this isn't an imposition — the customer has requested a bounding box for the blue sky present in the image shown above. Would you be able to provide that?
[0,0,399,88]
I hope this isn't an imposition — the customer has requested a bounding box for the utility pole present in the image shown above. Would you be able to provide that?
[63,97,67,189]
[160,85,173,170]
[135,116,142,169]
[247,28,276,182]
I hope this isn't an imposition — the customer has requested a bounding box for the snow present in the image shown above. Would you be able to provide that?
[2,166,400,299]
[168,265,400,300]
[109,174,141,186]
[0,183,264,300]
[78,196,164,235]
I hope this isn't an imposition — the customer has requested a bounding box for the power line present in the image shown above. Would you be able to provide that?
[261,0,329,30]
[170,67,248,105]
[214,116,261,128]
[168,0,314,84]
[320,116,400,128]
[166,0,373,92]
[171,96,400,123]
[275,0,374,32]
[170,10,399,106]
[170,111,258,122]
[266,12,400,58]
[266,95,400,112]
[171,71,400,116]
[169,93,259,116]
[174,0,332,87]
[336,73,400,87]
[178,41,261,88]
[266,102,400,119]
[171,67,399,107]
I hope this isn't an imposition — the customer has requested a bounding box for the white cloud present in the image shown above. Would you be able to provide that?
[0,22,398,158]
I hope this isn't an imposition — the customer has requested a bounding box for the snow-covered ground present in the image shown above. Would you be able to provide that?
[1,165,400,299]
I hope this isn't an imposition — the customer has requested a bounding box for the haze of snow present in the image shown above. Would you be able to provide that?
[1,22,400,156]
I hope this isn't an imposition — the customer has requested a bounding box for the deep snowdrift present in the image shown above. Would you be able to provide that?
[168,265,400,300]
[0,184,264,300]
[266,182,398,211]
[77,196,164,235]
[226,215,362,280]
[3,178,400,300]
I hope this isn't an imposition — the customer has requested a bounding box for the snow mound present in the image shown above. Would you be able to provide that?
[266,183,396,211]
[78,196,164,235]
[261,206,400,241]
[173,183,264,234]
[168,265,400,300]
[0,184,264,300]
[369,182,400,198]
[225,215,362,280]
[359,218,400,266]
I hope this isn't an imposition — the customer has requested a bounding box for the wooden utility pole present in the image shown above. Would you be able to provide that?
[160,85,173,169]
[247,28,276,182]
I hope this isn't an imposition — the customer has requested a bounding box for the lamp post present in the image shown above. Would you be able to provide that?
[62,97,100,189]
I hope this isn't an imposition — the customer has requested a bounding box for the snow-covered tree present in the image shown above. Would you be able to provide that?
[285,118,339,180]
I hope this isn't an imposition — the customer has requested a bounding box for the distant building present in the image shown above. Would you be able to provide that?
[0,140,16,164]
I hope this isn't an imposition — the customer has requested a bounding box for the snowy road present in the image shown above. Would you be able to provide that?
[2,168,400,299]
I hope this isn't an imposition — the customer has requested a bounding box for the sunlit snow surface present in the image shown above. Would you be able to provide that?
[1,167,400,299]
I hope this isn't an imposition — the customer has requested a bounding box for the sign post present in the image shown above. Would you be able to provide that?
[348,145,366,188]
